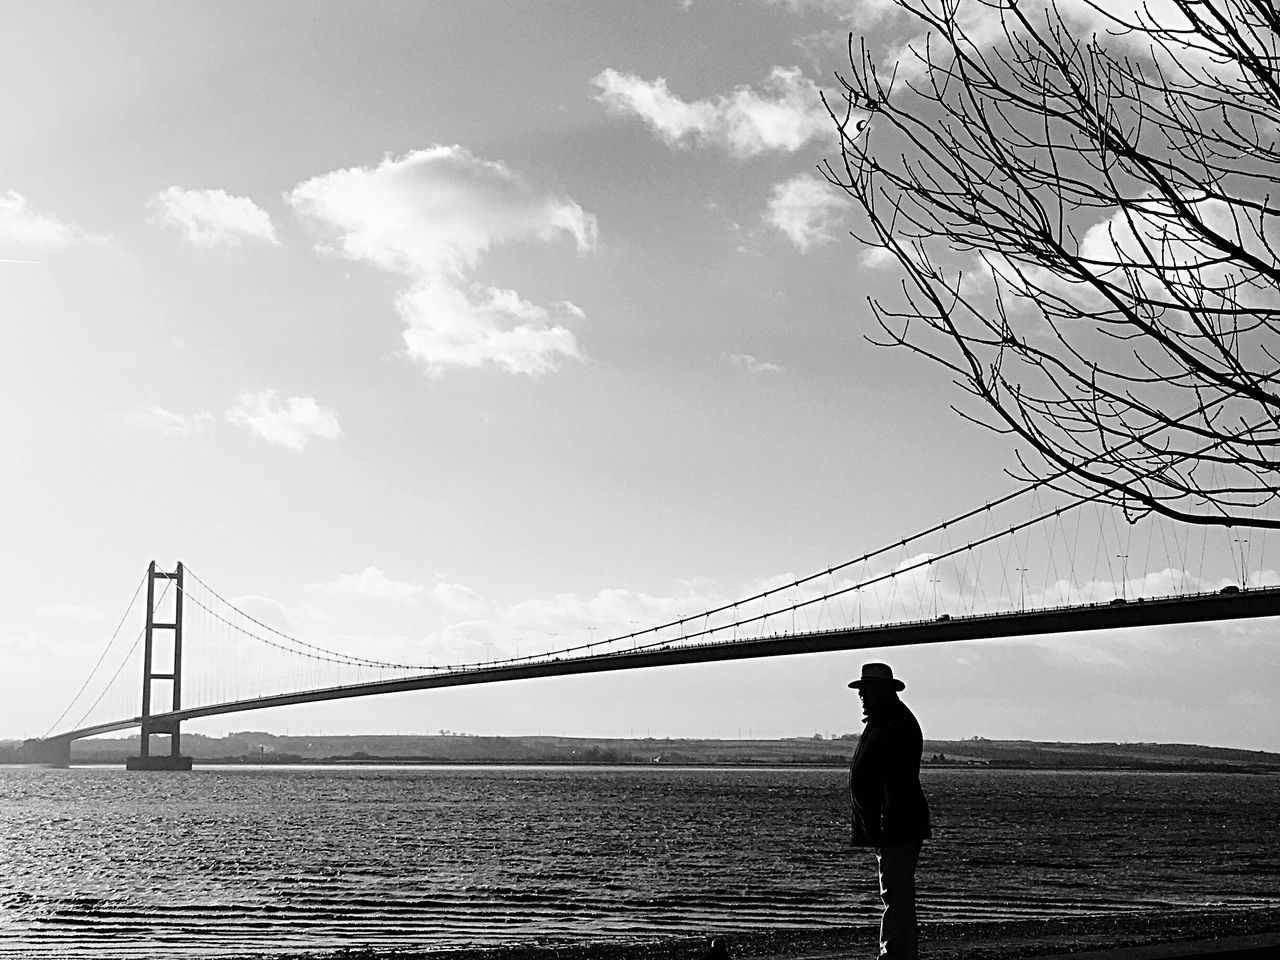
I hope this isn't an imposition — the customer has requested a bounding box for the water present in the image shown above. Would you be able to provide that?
[1,765,1277,957]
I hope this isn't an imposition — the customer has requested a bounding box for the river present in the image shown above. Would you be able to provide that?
[1,765,1277,957]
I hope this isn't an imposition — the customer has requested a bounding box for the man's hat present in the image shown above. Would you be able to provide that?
[847,662,905,691]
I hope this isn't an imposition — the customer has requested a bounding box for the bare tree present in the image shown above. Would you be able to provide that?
[825,0,1280,528]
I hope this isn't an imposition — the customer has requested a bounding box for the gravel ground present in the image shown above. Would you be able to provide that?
[253,905,1280,960]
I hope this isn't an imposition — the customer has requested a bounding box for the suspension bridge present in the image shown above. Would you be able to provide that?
[23,477,1280,769]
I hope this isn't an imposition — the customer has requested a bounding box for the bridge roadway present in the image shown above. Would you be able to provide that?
[41,585,1280,745]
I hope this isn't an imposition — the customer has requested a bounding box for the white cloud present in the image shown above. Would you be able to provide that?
[772,0,1237,82]
[36,603,105,623]
[313,567,426,600]
[725,352,784,374]
[309,571,490,623]
[766,0,902,28]
[125,404,214,437]
[764,173,849,250]
[592,66,829,157]
[429,582,490,617]
[396,281,584,376]
[860,246,897,268]
[1003,194,1280,316]
[287,146,595,376]
[592,72,717,146]
[0,191,105,248]
[225,389,342,451]
[229,595,300,633]
[1075,195,1262,274]
[3,629,81,662]
[863,0,1225,83]
[146,186,279,249]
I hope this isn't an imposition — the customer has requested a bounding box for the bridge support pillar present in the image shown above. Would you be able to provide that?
[125,717,192,770]
[127,561,192,772]
[125,752,193,771]
[21,737,71,767]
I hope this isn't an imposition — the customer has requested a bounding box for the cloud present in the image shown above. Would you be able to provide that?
[1075,195,1268,277]
[766,0,903,28]
[764,173,849,250]
[36,603,105,623]
[146,186,279,249]
[592,66,829,157]
[312,567,426,600]
[395,281,585,375]
[429,582,490,617]
[228,595,300,633]
[3,629,83,663]
[854,0,1225,84]
[125,404,214,437]
[971,193,1280,320]
[225,390,342,451]
[287,146,595,376]
[440,583,722,660]
[379,578,722,666]
[0,191,105,248]
[725,352,784,374]
[771,0,1231,73]
[310,575,513,621]
[860,246,897,268]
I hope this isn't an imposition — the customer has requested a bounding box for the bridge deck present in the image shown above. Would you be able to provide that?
[42,586,1280,744]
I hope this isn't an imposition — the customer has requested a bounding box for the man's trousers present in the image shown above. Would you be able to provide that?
[875,842,921,959]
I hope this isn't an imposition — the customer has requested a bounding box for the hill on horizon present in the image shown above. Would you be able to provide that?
[7,732,1277,771]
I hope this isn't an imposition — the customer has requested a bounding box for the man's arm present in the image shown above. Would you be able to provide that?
[879,717,923,840]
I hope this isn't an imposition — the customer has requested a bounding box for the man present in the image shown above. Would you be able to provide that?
[848,662,931,960]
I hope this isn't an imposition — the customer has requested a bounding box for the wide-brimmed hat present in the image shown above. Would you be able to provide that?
[847,662,905,691]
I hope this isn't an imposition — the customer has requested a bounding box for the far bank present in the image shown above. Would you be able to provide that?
[5,731,1277,772]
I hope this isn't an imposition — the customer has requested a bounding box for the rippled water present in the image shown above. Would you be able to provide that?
[1,765,1277,957]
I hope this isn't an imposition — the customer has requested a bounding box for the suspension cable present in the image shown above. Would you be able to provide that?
[459,416,1261,666]
[178,582,435,671]
[177,398,1258,677]
[42,569,148,737]
[181,566,445,668]
[63,577,175,733]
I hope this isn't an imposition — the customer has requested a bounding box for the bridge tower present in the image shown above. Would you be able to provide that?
[126,561,193,771]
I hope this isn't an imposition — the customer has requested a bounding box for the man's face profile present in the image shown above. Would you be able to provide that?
[858,683,894,718]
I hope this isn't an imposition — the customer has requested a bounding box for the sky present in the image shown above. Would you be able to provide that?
[2,0,1277,753]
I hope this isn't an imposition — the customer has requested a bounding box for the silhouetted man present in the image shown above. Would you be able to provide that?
[848,662,930,960]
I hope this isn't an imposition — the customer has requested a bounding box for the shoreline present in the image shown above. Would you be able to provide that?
[17,735,1276,775]
[198,759,1280,773]
[251,905,1280,960]
[26,760,1280,775]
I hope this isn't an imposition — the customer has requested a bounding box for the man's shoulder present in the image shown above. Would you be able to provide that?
[891,700,923,732]
[865,701,919,732]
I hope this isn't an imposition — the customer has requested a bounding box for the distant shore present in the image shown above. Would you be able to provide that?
[23,756,1279,775]
[255,906,1280,960]
[180,757,1280,774]
[11,732,1278,773]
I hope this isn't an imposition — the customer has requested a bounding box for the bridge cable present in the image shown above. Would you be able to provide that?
[61,577,175,736]
[247,397,1252,674]
[41,569,148,738]
[592,397,1253,651]
[180,398,1257,679]
[1259,499,1273,585]
[612,421,1263,654]
[518,411,1265,664]
[179,569,438,671]
[265,414,1256,672]
[180,586,409,670]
